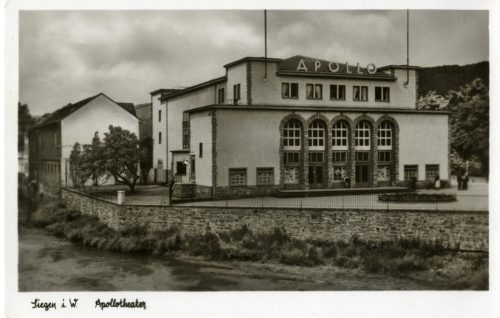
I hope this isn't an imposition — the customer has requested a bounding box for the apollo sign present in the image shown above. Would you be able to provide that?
[295,59,378,75]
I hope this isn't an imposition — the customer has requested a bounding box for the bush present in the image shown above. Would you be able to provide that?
[378,192,457,203]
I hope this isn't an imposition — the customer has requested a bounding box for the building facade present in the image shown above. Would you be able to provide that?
[151,55,449,199]
[29,93,139,194]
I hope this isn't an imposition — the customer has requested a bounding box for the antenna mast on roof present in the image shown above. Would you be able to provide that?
[403,9,410,87]
[261,10,268,82]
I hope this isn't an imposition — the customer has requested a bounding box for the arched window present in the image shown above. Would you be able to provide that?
[308,120,326,150]
[332,120,349,150]
[355,121,371,149]
[377,121,393,150]
[283,119,302,150]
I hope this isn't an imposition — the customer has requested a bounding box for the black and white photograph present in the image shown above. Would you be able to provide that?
[4,2,500,317]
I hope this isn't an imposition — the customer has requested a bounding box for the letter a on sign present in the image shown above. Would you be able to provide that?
[296,59,308,72]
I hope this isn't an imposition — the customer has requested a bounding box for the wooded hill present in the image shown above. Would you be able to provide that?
[418,61,489,96]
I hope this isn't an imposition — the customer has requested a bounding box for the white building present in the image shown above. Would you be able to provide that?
[151,55,449,199]
[29,93,140,193]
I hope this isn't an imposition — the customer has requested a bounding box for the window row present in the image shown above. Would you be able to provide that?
[283,150,392,165]
[404,164,440,181]
[283,119,395,151]
[228,168,275,186]
[282,83,390,102]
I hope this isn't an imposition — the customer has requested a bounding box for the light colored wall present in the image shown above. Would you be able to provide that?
[167,85,218,167]
[60,94,139,186]
[396,113,449,181]
[215,109,449,186]
[250,61,417,109]
[189,111,213,186]
[226,62,247,105]
[216,110,282,186]
[151,92,167,169]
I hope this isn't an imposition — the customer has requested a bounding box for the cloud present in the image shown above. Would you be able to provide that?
[19,10,488,115]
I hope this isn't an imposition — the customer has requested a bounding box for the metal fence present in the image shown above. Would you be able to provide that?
[68,185,488,212]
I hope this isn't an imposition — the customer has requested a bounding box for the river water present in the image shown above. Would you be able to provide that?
[19,226,436,291]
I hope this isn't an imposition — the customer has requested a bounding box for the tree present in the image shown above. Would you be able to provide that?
[416,91,449,110]
[69,133,109,187]
[447,78,489,175]
[139,136,153,184]
[101,125,141,192]
[18,103,35,152]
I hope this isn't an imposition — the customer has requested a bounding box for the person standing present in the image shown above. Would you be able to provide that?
[457,172,463,190]
[463,172,469,190]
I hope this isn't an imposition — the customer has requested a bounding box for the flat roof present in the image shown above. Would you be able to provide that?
[185,104,451,115]
[223,56,283,68]
[159,76,227,101]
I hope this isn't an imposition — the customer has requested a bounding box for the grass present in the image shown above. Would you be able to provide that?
[28,202,488,289]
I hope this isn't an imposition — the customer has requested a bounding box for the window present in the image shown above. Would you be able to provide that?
[218,88,225,104]
[308,120,325,149]
[284,167,300,184]
[404,165,418,180]
[378,151,391,162]
[158,132,162,144]
[233,84,241,104]
[199,142,203,158]
[176,161,187,175]
[377,121,393,149]
[257,168,274,185]
[377,166,391,181]
[54,133,58,148]
[282,83,299,99]
[157,159,163,170]
[308,152,324,163]
[229,168,247,186]
[158,109,162,122]
[333,151,347,163]
[356,151,369,162]
[375,87,390,102]
[182,112,190,149]
[306,84,322,100]
[425,165,440,180]
[330,85,346,100]
[284,152,300,164]
[332,120,349,150]
[353,86,368,101]
[283,119,302,150]
[355,121,371,149]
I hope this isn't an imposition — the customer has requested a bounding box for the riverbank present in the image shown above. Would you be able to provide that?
[20,202,488,290]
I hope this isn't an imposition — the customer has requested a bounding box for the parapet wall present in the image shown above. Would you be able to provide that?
[61,188,488,252]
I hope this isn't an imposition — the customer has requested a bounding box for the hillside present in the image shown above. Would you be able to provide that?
[418,61,489,96]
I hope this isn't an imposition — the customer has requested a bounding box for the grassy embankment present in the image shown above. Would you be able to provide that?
[26,202,488,290]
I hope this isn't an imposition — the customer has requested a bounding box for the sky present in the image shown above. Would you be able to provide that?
[19,10,489,115]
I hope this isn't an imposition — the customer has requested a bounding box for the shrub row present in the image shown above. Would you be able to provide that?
[378,192,457,203]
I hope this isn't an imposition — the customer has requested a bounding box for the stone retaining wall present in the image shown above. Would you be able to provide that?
[61,188,488,252]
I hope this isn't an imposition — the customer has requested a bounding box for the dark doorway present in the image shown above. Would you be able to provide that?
[355,164,369,186]
[308,166,324,189]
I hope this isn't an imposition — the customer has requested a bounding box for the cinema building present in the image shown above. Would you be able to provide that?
[151,55,449,199]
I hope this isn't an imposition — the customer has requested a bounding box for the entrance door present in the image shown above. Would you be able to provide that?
[355,164,369,186]
[308,165,324,189]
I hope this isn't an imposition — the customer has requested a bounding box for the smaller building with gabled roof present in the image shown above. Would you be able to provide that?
[29,93,140,194]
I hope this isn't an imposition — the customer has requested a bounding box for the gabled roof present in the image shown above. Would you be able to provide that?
[378,65,423,71]
[150,88,183,96]
[277,55,396,81]
[33,93,137,129]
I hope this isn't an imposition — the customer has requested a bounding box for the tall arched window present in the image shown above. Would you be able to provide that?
[377,121,393,150]
[308,120,326,150]
[377,120,395,183]
[355,121,371,150]
[332,120,349,150]
[283,119,302,150]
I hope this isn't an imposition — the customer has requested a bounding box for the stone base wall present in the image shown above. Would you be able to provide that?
[61,188,488,252]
